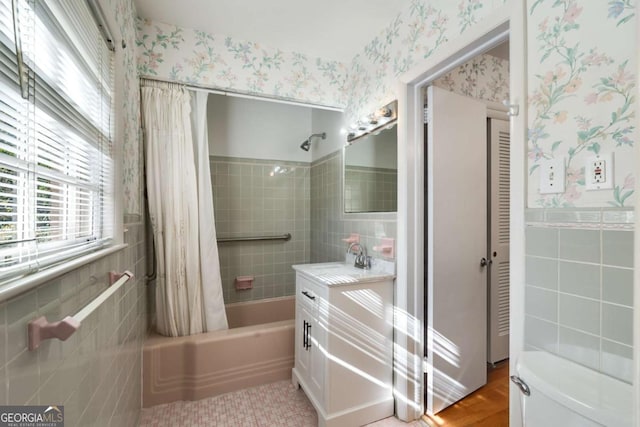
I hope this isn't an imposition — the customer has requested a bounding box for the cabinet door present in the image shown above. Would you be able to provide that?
[308,302,325,403]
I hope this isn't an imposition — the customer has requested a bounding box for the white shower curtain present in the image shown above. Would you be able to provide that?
[190,90,228,331]
[141,81,228,337]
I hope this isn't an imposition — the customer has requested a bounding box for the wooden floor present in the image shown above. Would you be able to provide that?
[423,361,509,427]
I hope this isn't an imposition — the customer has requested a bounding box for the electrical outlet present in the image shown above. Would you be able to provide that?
[592,160,606,183]
[539,158,565,194]
[586,153,614,190]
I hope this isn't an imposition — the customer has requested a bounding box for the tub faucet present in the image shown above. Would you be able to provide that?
[347,242,371,270]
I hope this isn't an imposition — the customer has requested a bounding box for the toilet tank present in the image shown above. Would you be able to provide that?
[516,351,632,427]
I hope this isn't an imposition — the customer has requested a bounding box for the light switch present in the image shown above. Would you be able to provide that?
[586,153,614,190]
[539,158,565,194]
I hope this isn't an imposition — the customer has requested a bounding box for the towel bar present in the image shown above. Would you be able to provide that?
[28,270,134,350]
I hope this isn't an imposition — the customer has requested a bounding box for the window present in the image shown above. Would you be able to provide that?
[0,0,114,283]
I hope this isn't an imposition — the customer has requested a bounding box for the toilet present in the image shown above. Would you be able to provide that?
[516,351,632,427]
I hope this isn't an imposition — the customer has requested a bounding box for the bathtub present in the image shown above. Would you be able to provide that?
[143,296,295,407]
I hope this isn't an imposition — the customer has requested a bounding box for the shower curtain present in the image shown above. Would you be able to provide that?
[141,81,228,337]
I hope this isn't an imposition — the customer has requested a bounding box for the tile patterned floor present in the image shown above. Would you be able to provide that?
[139,380,424,427]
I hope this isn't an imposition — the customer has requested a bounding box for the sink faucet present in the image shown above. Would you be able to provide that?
[347,242,371,270]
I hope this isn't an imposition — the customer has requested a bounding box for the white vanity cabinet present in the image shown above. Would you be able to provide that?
[292,263,394,427]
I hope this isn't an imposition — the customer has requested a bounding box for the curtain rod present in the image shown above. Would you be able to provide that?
[139,77,344,112]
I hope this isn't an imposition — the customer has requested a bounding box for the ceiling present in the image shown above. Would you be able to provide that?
[134,0,413,62]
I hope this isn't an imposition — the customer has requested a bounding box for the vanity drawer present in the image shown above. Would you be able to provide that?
[296,275,324,310]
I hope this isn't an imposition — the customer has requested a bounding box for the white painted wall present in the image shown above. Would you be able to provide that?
[208,94,346,162]
[311,108,345,161]
[345,125,397,169]
[208,94,314,162]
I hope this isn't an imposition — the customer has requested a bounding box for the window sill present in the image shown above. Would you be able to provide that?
[0,243,128,303]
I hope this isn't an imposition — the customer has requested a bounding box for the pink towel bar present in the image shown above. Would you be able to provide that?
[28,270,134,350]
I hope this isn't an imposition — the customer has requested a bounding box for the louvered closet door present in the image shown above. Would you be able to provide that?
[488,119,510,364]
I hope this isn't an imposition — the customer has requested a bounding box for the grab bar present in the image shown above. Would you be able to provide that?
[217,233,291,243]
[28,270,134,350]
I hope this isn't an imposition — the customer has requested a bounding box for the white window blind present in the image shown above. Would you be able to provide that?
[0,0,114,283]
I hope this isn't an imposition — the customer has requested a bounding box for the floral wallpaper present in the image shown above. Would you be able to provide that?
[433,53,509,104]
[133,0,635,210]
[345,0,635,208]
[118,0,142,216]
[134,1,505,122]
[344,0,502,123]
[103,0,142,215]
[527,0,636,208]
[136,19,349,108]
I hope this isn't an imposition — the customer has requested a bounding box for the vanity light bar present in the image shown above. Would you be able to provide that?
[347,100,397,144]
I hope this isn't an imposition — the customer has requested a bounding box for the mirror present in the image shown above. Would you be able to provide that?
[343,101,397,213]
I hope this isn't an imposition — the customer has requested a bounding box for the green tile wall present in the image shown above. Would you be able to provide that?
[344,166,397,213]
[211,157,310,303]
[210,151,398,303]
[0,218,147,426]
[524,208,634,383]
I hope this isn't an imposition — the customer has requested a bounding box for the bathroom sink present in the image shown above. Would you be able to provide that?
[292,262,395,286]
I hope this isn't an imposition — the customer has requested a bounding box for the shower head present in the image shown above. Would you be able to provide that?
[299,132,326,151]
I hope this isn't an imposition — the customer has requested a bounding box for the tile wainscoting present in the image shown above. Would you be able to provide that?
[0,218,147,426]
[524,208,634,383]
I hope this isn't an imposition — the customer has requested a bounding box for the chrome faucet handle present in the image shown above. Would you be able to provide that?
[364,255,372,270]
[348,242,372,269]
[354,253,371,269]
[347,242,363,255]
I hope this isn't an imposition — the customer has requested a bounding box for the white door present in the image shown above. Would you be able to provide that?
[425,85,488,415]
[488,118,511,363]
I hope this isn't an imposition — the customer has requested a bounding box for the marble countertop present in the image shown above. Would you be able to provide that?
[292,261,395,286]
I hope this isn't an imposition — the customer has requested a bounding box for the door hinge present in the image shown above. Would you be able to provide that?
[423,106,430,124]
